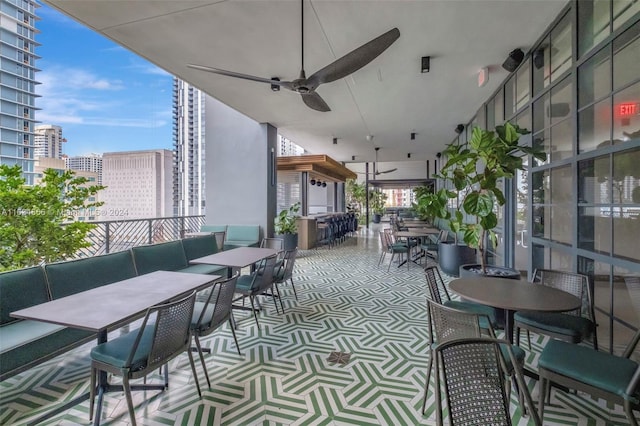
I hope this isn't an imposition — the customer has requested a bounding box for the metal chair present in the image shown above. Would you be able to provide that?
[436,337,540,426]
[191,273,241,389]
[514,269,597,350]
[260,237,284,250]
[382,228,409,271]
[420,229,448,261]
[423,265,499,329]
[89,292,199,426]
[538,328,640,425]
[422,299,527,423]
[233,254,279,327]
[378,230,392,267]
[273,249,298,304]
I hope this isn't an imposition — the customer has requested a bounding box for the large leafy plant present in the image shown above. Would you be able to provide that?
[416,122,546,273]
[274,202,301,234]
[0,164,105,271]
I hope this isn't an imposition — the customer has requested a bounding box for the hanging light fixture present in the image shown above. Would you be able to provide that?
[322,182,327,187]
[310,178,316,185]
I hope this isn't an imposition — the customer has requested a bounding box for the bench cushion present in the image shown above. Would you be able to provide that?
[225,225,259,245]
[182,235,219,260]
[0,267,49,325]
[224,240,260,250]
[539,339,640,402]
[131,241,189,275]
[45,250,138,299]
[0,322,94,380]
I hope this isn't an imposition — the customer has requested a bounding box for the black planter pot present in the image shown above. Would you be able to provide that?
[458,264,521,280]
[438,242,476,277]
[275,233,298,251]
[458,263,521,327]
[372,213,382,223]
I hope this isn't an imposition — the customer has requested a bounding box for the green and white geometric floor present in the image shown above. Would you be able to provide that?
[0,226,634,425]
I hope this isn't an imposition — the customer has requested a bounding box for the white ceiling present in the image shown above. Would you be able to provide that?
[43,0,568,164]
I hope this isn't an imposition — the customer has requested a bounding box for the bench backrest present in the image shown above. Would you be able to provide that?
[226,225,260,242]
[182,234,218,260]
[45,250,138,299]
[201,225,227,233]
[131,240,188,275]
[0,267,50,325]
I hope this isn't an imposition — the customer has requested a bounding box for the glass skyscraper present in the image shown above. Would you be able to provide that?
[0,0,39,184]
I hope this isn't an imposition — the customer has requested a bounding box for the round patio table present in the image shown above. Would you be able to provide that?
[448,277,581,344]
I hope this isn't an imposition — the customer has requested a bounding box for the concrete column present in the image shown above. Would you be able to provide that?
[204,97,277,239]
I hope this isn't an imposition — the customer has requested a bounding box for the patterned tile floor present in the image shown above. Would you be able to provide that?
[0,225,635,425]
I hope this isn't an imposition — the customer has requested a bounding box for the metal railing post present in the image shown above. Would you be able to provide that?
[147,219,153,245]
[105,222,110,254]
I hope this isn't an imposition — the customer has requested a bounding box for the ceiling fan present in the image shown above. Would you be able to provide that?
[356,147,397,177]
[373,147,397,175]
[187,0,400,112]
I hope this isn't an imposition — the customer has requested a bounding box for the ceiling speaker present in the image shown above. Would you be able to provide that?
[502,48,524,72]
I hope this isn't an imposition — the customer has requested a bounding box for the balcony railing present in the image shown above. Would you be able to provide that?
[75,215,205,259]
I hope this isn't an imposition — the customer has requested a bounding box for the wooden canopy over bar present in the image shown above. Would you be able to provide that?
[277,155,357,182]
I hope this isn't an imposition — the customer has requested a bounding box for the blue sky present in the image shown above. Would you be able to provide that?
[35,5,173,157]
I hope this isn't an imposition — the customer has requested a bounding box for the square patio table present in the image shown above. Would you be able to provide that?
[11,270,218,426]
[190,246,278,270]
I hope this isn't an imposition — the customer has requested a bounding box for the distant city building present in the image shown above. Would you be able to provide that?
[34,124,65,159]
[172,78,206,216]
[383,188,415,207]
[34,157,101,221]
[0,0,40,184]
[278,135,305,156]
[66,154,103,184]
[101,149,173,220]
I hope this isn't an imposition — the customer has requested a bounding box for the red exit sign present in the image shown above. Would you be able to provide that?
[619,102,639,116]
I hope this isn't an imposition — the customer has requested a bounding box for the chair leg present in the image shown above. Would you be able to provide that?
[275,283,285,313]
[290,278,298,301]
[538,375,548,422]
[624,400,639,426]
[163,363,169,388]
[434,351,443,426]
[387,253,395,272]
[421,355,433,415]
[89,365,96,421]
[194,335,211,389]
[228,317,242,355]
[186,345,202,398]
[122,375,137,426]
[249,295,260,327]
[271,285,282,314]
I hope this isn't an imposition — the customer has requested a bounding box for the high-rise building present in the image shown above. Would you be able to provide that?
[101,149,173,220]
[0,0,40,184]
[172,78,206,216]
[65,154,103,184]
[34,124,65,159]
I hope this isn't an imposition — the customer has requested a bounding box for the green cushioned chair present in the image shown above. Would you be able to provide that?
[423,265,499,330]
[514,269,597,350]
[191,273,240,389]
[422,299,529,421]
[382,229,410,271]
[538,330,640,426]
[233,254,278,327]
[45,250,138,299]
[200,224,227,233]
[89,292,200,426]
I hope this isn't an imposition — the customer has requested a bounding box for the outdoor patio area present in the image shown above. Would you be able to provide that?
[0,225,632,425]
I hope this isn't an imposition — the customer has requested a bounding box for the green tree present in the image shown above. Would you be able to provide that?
[0,165,105,271]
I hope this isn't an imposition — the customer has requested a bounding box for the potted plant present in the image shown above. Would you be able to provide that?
[274,202,301,250]
[416,121,546,277]
[370,190,387,223]
[345,179,367,225]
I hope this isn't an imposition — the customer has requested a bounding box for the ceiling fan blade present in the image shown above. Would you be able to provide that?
[307,27,400,86]
[188,64,293,88]
[301,91,331,112]
[377,168,398,175]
